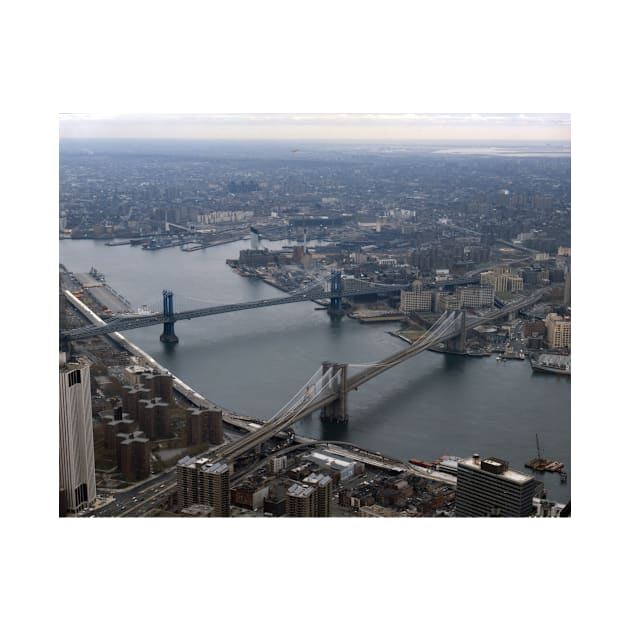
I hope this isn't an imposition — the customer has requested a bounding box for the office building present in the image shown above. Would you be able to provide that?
[59,354,96,514]
[455,454,539,517]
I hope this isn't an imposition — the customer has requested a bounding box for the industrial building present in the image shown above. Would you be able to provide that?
[545,313,571,349]
[455,454,539,517]
[231,482,270,510]
[305,450,359,482]
[481,268,523,293]
[456,285,494,309]
[399,279,434,313]
[59,354,96,514]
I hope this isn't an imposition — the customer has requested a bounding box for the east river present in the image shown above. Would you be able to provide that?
[60,239,571,503]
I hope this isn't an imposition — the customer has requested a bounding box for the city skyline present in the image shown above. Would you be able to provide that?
[59,113,571,142]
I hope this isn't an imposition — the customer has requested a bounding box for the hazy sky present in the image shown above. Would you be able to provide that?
[59,113,570,142]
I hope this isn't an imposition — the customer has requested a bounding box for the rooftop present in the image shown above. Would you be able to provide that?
[459,456,534,484]
[287,483,315,499]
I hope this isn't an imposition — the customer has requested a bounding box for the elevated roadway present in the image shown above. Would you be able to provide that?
[61,284,407,341]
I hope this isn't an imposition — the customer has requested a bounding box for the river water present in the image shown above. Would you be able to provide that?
[60,238,571,503]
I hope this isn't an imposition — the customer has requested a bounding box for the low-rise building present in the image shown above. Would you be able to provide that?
[545,312,571,349]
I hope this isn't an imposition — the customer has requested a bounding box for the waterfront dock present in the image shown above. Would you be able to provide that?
[72,271,133,314]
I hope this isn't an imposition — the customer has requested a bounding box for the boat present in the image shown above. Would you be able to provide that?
[529,353,570,376]
[409,458,434,468]
[525,434,565,474]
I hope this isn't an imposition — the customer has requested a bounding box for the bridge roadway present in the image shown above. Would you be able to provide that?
[345,289,545,391]
[60,284,407,341]
[209,289,546,463]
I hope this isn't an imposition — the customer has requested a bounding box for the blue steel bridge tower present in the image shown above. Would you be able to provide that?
[160,290,179,343]
[328,270,344,319]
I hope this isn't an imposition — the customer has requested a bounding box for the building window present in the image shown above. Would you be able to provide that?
[68,370,81,387]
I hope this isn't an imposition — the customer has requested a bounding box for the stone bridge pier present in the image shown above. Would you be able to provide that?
[445,309,466,353]
[319,361,349,423]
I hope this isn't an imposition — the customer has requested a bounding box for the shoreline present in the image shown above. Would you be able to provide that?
[64,289,257,428]
[64,288,434,478]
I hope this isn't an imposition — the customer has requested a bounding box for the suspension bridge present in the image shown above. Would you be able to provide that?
[60,272,408,343]
[207,290,545,462]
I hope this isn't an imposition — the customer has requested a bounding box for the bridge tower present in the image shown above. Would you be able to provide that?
[160,290,179,344]
[319,361,349,423]
[445,309,466,353]
[328,270,344,319]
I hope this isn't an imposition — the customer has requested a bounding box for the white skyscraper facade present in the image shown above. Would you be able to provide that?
[59,355,96,514]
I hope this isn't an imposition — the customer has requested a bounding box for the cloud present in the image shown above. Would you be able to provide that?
[59,113,570,141]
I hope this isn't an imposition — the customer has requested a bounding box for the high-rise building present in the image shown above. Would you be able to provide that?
[186,407,224,446]
[59,354,96,514]
[137,397,169,439]
[141,371,174,404]
[117,431,151,482]
[201,462,230,517]
[303,472,333,517]
[286,483,316,517]
[455,454,539,517]
[177,456,230,517]
[121,384,151,420]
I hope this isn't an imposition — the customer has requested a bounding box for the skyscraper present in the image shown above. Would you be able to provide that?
[59,354,96,514]
[455,454,539,517]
